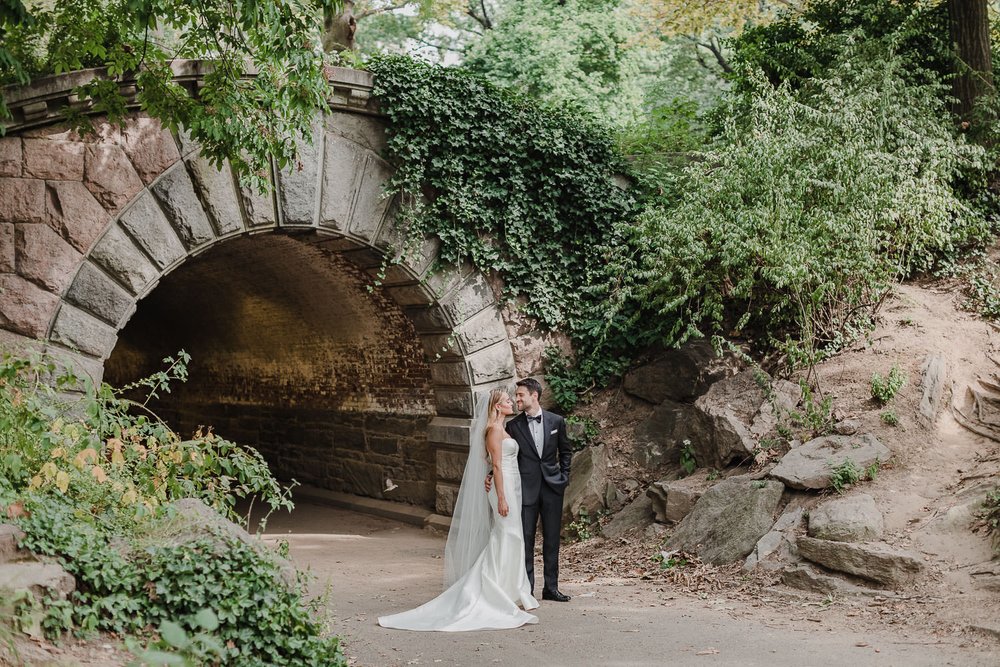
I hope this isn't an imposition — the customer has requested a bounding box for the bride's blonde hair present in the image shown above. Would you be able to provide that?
[486,389,507,431]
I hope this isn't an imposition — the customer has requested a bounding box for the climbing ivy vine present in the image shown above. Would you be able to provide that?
[368,55,638,346]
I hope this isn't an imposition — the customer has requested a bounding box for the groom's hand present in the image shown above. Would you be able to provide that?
[484,472,493,493]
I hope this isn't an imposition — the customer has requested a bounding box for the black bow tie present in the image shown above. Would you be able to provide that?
[527,414,542,423]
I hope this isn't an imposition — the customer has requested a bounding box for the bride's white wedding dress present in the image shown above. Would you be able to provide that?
[378,437,539,631]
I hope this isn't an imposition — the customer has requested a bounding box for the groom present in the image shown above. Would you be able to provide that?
[509,378,573,602]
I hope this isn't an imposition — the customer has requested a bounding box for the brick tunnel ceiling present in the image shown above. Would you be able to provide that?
[105,233,435,415]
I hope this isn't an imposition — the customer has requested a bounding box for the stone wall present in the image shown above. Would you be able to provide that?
[0,66,520,514]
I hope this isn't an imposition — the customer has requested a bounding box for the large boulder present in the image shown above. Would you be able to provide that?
[743,506,804,570]
[782,564,882,596]
[0,562,75,599]
[664,477,785,565]
[632,401,697,469]
[602,495,656,539]
[807,494,884,542]
[646,473,711,523]
[623,340,739,404]
[686,370,801,468]
[769,434,891,491]
[796,536,923,587]
[562,445,610,526]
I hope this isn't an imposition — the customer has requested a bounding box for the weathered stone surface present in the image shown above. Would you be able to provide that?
[430,360,470,386]
[241,183,276,227]
[341,459,385,497]
[320,136,367,229]
[633,400,697,469]
[121,116,180,184]
[89,224,159,295]
[348,155,393,241]
[0,177,45,223]
[782,563,882,596]
[665,477,785,565]
[186,155,244,235]
[118,191,187,269]
[45,180,109,253]
[0,223,14,272]
[0,137,21,176]
[743,506,804,570]
[467,342,515,385]
[647,474,709,523]
[770,433,891,491]
[146,498,296,588]
[603,494,655,539]
[83,144,144,213]
[0,562,75,599]
[0,274,60,337]
[454,308,507,355]
[23,138,85,180]
[690,370,768,467]
[919,353,946,426]
[563,444,609,526]
[15,223,82,293]
[0,524,25,562]
[152,165,216,248]
[436,482,460,515]
[797,536,923,587]
[50,303,118,358]
[435,449,467,484]
[808,493,884,543]
[441,272,493,325]
[624,341,739,404]
[65,260,135,326]
[833,419,860,436]
[277,126,321,226]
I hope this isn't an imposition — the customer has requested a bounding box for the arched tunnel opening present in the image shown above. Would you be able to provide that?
[103,232,439,509]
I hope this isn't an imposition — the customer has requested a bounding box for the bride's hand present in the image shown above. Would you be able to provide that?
[498,498,509,517]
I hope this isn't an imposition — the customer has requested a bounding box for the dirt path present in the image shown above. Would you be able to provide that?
[259,502,998,667]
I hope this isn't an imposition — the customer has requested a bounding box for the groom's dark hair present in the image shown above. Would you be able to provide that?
[516,377,543,398]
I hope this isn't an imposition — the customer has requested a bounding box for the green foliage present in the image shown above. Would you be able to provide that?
[565,507,596,542]
[612,48,990,359]
[880,409,900,427]
[865,459,880,482]
[679,439,696,476]
[565,414,599,451]
[787,381,834,439]
[463,0,648,126]
[653,551,689,570]
[960,257,1000,320]
[829,458,862,494]
[977,486,1000,554]
[870,364,908,404]
[0,352,343,665]
[730,0,952,92]
[369,54,641,409]
[0,0,340,190]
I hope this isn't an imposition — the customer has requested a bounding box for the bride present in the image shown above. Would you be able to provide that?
[378,389,539,631]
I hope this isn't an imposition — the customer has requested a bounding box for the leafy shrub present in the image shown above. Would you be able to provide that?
[880,410,900,427]
[0,352,344,665]
[977,486,1000,554]
[829,458,862,493]
[611,50,989,360]
[871,364,908,404]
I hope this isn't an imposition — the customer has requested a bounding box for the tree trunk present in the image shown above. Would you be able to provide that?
[323,0,357,53]
[948,0,994,119]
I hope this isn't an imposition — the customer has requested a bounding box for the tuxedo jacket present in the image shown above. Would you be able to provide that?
[508,409,573,505]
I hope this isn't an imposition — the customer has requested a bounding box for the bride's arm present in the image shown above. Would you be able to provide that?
[485,426,509,517]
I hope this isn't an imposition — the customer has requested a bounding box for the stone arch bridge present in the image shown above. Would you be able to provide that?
[0,63,522,518]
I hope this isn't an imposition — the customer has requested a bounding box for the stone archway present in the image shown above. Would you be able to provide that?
[0,66,516,516]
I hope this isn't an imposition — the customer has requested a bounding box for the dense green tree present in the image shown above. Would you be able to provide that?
[1,0,342,189]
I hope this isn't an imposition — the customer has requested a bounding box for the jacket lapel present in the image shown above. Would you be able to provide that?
[511,413,537,459]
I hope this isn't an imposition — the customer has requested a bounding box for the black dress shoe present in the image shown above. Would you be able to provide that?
[542,588,571,602]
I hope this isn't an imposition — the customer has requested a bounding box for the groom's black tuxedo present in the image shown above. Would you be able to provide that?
[508,409,573,594]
